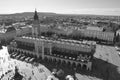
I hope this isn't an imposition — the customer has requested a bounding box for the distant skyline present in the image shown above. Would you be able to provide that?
[0,0,120,16]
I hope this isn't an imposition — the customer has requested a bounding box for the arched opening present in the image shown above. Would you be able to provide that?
[17,51,20,55]
[49,58,52,63]
[76,63,81,71]
[21,51,24,55]
[19,50,21,53]
[83,64,87,70]
[34,55,37,59]
[17,50,20,54]
[12,49,18,52]
[55,59,59,65]
[62,60,66,66]
[14,49,17,52]
[24,52,27,56]
[30,53,34,58]
[28,52,31,56]
[39,55,42,60]
[72,62,76,69]
[49,57,52,62]
[8,49,12,54]
[55,59,58,66]
[28,53,31,57]
[67,61,71,67]
[57,59,61,65]
[44,57,48,62]
[53,58,56,63]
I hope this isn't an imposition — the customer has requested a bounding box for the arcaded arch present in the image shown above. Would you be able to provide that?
[72,62,76,68]
[62,60,66,65]
[11,49,14,52]
[52,58,56,63]
[39,55,42,60]
[44,56,48,62]
[24,51,28,56]
[27,52,31,57]
[58,59,61,64]
[19,50,22,54]
[48,57,52,62]
[83,64,87,70]
[77,63,81,70]
[67,61,71,66]
[14,49,17,52]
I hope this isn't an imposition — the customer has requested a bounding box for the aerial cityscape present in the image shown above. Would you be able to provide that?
[0,0,120,80]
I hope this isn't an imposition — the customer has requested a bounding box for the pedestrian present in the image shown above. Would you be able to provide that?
[32,70,34,75]
[28,76,32,80]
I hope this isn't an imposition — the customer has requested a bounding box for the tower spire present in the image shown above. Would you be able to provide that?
[32,9,40,37]
[34,9,39,20]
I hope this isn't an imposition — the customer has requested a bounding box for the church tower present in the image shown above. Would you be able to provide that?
[32,9,40,37]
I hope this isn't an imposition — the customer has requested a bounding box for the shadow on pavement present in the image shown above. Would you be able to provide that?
[89,57,120,80]
[39,57,120,80]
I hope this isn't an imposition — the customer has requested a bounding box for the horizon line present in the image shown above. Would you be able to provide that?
[0,11,120,16]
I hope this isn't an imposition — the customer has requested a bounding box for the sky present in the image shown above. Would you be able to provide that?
[0,0,120,15]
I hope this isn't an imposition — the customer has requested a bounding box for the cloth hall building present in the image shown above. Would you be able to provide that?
[8,10,96,71]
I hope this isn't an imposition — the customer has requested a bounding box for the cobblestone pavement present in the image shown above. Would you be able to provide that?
[93,44,120,80]
[0,46,57,80]
[94,45,120,67]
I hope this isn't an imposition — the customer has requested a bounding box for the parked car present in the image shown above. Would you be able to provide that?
[118,52,120,56]
[25,57,31,62]
[29,58,35,62]
[10,52,15,57]
[16,54,22,59]
[11,53,19,58]
[20,56,26,61]
[115,46,120,51]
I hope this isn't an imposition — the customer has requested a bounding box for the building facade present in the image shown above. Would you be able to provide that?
[73,29,115,42]
[8,36,95,71]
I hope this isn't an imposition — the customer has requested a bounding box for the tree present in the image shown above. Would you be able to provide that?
[56,69,64,78]
[12,66,23,80]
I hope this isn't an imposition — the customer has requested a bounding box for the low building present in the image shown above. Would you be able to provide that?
[72,29,115,43]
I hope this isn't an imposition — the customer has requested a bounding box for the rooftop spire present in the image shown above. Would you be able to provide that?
[34,9,39,20]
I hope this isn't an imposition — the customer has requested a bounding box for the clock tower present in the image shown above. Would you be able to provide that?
[32,9,40,37]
